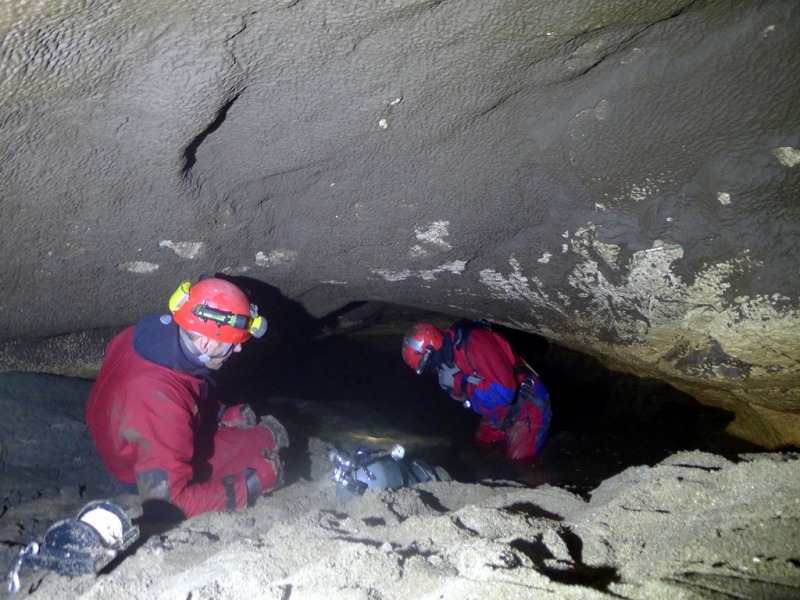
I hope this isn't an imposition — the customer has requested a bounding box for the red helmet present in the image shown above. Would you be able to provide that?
[402,323,443,374]
[169,278,267,344]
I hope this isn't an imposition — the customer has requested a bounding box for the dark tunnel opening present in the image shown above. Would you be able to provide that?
[216,298,764,498]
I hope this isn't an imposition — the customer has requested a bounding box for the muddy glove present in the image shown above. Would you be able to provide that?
[438,363,461,392]
[260,414,289,450]
[453,373,482,403]
[243,449,283,507]
[219,404,257,428]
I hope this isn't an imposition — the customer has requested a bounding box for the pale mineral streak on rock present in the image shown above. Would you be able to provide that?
[409,221,452,257]
[479,256,571,328]
[480,227,799,447]
[373,260,466,282]
[373,269,413,282]
[221,265,251,275]
[159,239,206,259]
[255,249,298,267]
[771,146,800,167]
[117,261,159,273]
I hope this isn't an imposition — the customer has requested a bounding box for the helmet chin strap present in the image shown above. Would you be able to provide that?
[179,329,233,364]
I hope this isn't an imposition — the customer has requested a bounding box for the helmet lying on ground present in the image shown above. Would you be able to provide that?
[329,444,451,498]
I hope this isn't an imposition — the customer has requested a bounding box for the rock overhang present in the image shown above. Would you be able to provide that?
[0,0,798,449]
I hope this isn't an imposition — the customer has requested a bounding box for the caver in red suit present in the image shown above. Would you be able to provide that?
[402,321,551,460]
[86,278,288,518]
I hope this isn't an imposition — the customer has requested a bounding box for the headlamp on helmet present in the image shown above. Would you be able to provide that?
[169,278,267,344]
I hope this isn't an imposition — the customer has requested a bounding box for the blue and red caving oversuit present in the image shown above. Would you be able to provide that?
[443,324,551,460]
[86,314,279,518]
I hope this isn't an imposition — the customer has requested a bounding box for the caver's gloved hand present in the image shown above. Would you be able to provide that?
[260,414,289,450]
[244,449,283,507]
[437,363,461,392]
[219,403,257,428]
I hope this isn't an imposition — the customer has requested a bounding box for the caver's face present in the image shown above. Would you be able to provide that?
[192,336,243,370]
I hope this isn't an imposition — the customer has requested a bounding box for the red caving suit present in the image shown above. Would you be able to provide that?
[444,325,551,460]
[86,314,278,517]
